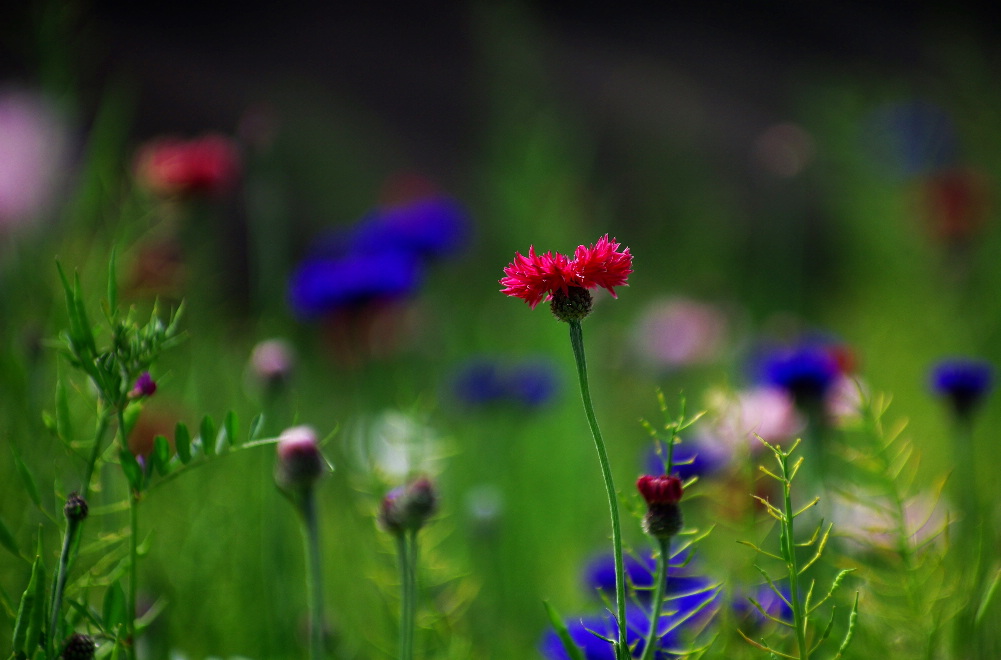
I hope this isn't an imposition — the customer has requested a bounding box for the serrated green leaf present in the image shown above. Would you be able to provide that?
[223,411,238,447]
[102,580,127,632]
[0,517,20,559]
[118,448,143,492]
[151,436,171,477]
[10,447,41,510]
[200,416,216,457]
[543,601,585,660]
[175,422,191,464]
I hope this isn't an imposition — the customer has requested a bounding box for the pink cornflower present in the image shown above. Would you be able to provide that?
[499,234,632,309]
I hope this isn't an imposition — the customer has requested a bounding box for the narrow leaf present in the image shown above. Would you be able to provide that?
[543,602,585,660]
[248,414,265,442]
[11,554,43,654]
[223,410,238,447]
[55,377,74,443]
[118,448,143,492]
[0,517,19,558]
[175,422,191,464]
[102,579,128,632]
[200,416,216,456]
[11,447,41,509]
[151,436,171,476]
[24,537,46,658]
[107,246,119,318]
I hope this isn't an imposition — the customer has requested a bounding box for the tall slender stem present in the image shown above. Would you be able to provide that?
[567,320,628,659]
[48,517,81,656]
[301,490,326,660]
[127,490,139,660]
[396,531,416,660]
[639,537,671,660]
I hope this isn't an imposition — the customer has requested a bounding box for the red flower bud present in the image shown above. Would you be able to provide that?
[636,474,684,505]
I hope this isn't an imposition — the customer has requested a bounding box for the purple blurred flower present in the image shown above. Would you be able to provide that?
[930,358,993,418]
[645,438,730,481]
[861,100,959,180]
[0,89,71,231]
[632,297,728,369]
[348,196,470,259]
[451,357,560,409]
[755,343,842,405]
[539,606,683,660]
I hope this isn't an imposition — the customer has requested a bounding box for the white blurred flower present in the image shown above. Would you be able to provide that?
[0,89,71,231]
[830,488,949,553]
[348,409,444,480]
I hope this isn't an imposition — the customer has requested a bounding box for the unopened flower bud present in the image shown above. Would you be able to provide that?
[637,474,684,539]
[128,372,157,399]
[550,287,593,323]
[249,338,296,389]
[64,492,88,523]
[275,426,326,493]
[60,633,96,660]
[379,476,438,534]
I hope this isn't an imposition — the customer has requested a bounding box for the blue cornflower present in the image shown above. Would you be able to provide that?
[287,249,422,320]
[539,606,682,660]
[930,358,994,418]
[582,550,716,612]
[348,196,470,259]
[450,357,560,409]
[756,344,841,405]
[645,439,728,482]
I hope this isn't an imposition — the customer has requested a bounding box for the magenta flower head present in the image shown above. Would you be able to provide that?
[637,474,684,539]
[128,372,157,399]
[378,476,439,535]
[275,425,327,495]
[500,234,632,322]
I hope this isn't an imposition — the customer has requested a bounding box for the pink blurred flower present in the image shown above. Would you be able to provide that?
[709,387,805,452]
[632,297,728,367]
[0,89,70,230]
[500,234,632,309]
[135,134,240,197]
[830,488,949,553]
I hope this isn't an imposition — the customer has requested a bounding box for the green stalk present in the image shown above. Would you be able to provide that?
[127,490,139,660]
[568,320,628,659]
[639,537,671,660]
[778,450,810,660]
[300,490,326,660]
[396,531,416,660]
[48,516,81,656]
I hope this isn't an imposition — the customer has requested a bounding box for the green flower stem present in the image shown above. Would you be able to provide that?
[128,490,139,660]
[396,530,418,660]
[48,515,82,656]
[639,537,671,660]
[778,449,810,660]
[568,320,628,660]
[82,409,112,500]
[300,489,326,660]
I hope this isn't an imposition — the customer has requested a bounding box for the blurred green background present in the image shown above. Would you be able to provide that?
[2,1,1001,657]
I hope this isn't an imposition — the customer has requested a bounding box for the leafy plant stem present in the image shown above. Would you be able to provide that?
[639,536,671,660]
[568,319,628,660]
[396,530,417,660]
[48,515,81,656]
[778,449,810,660]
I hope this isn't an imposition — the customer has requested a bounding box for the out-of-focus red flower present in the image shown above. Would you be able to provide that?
[500,234,632,309]
[636,474,684,506]
[919,167,991,243]
[135,134,241,197]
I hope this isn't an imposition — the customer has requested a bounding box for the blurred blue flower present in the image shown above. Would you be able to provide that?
[732,583,793,627]
[861,100,960,180]
[645,439,729,482]
[583,549,717,613]
[755,344,841,405]
[450,357,560,409]
[539,605,683,660]
[930,358,994,418]
[287,249,422,319]
[348,196,470,259]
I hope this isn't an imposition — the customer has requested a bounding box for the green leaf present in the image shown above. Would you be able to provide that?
[175,422,191,464]
[0,518,19,559]
[151,436,171,477]
[223,410,238,448]
[102,579,128,632]
[55,377,73,443]
[200,416,216,457]
[11,553,43,654]
[23,537,46,658]
[107,246,119,319]
[248,414,265,442]
[543,601,585,660]
[118,448,143,492]
[122,403,142,441]
[10,447,40,510]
